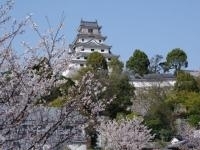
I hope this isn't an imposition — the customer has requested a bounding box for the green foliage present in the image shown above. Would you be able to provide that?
[166,48,188,73]
[75,56,134,120]
[188,114,200,126]
[43,77,75,103]
[49,97,67,107]
[116,112,138,121]
[175,71,199,92]
[194,75,200,91]
[159,129,173,142]
[133,82,174,141]
[167,91,200,127]
[108,57,124,74]
[86,52,108,70]
[73,67,93,80]
[144,101,174,141]
[133,83,171,117]
[104,73,135,119]
[1,70,12,81]
[126,49,150,76]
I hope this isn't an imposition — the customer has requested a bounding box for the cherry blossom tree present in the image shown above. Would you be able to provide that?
[0,1,155,150]
[98,117,155,150]
[0,1,112,149]
[177,122,200,150]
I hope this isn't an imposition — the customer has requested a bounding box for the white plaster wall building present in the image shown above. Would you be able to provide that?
[129,73,176,89]
[63,20,118,77]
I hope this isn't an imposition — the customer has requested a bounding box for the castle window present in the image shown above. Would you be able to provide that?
[108,58,111,61]
[77,57,80,59]
[101,49,104,52]
[91,49,94,51]
[99,40,101,43]
[80,64,84,67]
[81,48,84,51]
[81,38,84,42]
[88,29,93,33]
[84,56,87,60]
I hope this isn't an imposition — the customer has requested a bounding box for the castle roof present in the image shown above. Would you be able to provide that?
[75,51,118,58]
[69,38,112,51]
[74,40,112,49]
[68,20,119,62]
[78,20,101,31]
[129,73,175,82]
[77,33,107,40]
[80,20,100,28]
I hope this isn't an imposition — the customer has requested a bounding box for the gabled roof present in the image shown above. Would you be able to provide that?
[74,39,112,49]
[70,34,107,46]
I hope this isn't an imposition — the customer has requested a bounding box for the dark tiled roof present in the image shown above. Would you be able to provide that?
[129,73,175,81]
[74,40,112,49]
[143,73,175,80]
[75,52,118,58]
[78,20,102,32]
[80,20,99,28]
[77,33,107,40]
[68,20,119,61]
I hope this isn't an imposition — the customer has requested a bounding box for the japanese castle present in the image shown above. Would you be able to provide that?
[63,20,118,77]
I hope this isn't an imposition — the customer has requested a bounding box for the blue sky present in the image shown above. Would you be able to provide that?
[9,0,200,70]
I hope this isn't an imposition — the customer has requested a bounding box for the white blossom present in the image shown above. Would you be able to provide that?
[98,117,155,150]
[0,1,111,149]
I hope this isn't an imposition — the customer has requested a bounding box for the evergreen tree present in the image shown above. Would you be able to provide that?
[126,49,150,76]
